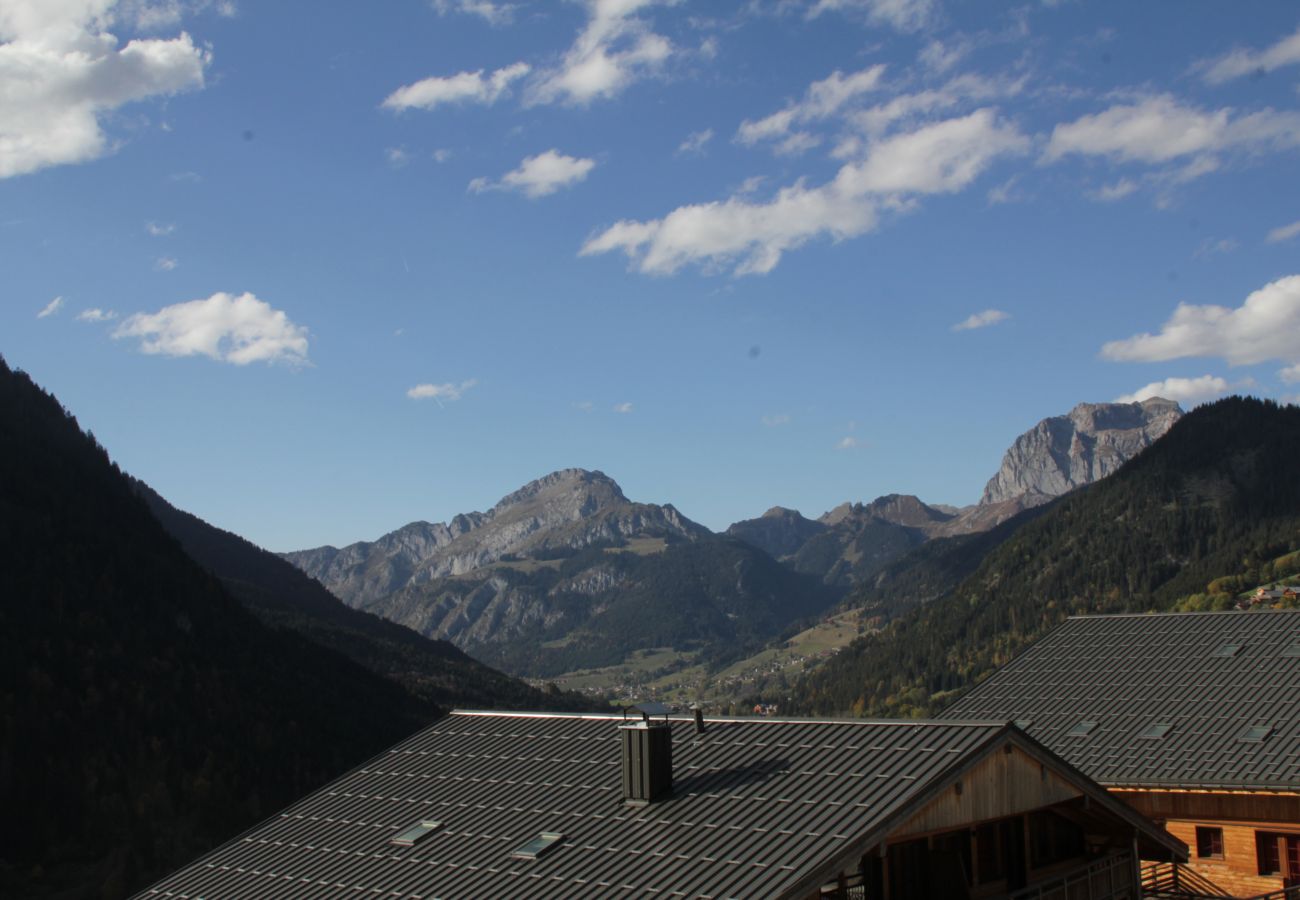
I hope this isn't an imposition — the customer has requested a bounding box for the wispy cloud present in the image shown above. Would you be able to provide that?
[382,62,530,111]
[146,221,176,237]
[77,308,117,323]
[836,435,861,450]
[1115,375,1233,406]
[677,128,714,155]
[952,309,1010,331]
[114,292,309,365]
[1101,274,1300,383]
[1200,26,1300,84]
[0,2,209,179]
[528,0,677,106]
[737,65,887,149]
[37,296,64,318]
[807,0,936,33]
[432,0,517,26]
[761,413,791,427]
[154,256,179,271]
[613,401,633,413]
[470,150,595,198]
[1267,220,1300,244]
[407,379,478,402]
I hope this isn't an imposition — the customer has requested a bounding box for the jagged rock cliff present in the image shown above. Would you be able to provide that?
[284,468,710,608]
[724,506,827,559]
[978,398,1183,506]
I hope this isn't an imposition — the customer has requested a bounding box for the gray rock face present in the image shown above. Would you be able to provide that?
[978,398,1182,506]
[283,468,709,608]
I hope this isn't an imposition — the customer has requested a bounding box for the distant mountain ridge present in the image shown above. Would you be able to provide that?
[284,468,709,608]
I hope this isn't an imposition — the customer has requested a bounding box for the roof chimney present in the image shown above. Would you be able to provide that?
[621,703,673,805]
[691,703,706,734]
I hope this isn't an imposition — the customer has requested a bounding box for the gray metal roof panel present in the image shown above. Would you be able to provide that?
[141,713,1014,899]
[948,610,1300,790]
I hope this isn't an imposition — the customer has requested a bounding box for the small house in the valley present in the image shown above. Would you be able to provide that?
[948,610,1300,897]
[140,708,1182,899]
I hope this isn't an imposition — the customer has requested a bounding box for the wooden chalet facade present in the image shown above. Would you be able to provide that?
[949,610,1300,898]
[140,709,1183,899]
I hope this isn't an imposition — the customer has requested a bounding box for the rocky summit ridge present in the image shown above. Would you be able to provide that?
[283,468,708,608]
[978,397,1183,507]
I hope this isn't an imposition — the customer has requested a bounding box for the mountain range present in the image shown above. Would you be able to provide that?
[283,397,1182,682]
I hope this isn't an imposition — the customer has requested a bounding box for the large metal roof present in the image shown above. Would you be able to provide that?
[139,711,1143,899]
[947,610,1300,791]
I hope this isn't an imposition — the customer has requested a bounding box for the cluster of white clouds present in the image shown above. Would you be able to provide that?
[408,379,478,403]
[1105,275,1300,403]
[583,108,1028,275]
[113,291,310,365]
[0,0,210,179]
[808,0,935,33]
[737,65,887,156]
[387,0,681,115]
[470,149,595,198]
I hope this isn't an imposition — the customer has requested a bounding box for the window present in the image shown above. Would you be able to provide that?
[1139,723,1172,739]
[1066,721,1096,737]
[511,832,564,860]
[1196,827,1223,859]
[1258,833,1282,876]
[1239,724,1273,743]
[391,820,441,847]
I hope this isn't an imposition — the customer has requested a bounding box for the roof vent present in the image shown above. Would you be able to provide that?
[621,703,673,806]
[691,703,706,734]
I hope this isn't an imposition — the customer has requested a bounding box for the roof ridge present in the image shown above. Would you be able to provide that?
[450,709,1010,728]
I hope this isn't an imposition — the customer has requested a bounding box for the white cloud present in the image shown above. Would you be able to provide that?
[677,128,713,155]
[0,0,209,179]
[573,400,594,412]
[154,255,178,270]
[382,61,530,111]
[1114,375,1231,406]
[850,72,1025,138]
[432,148,452,163]
[214,1,237,17]
[1044,94,1300,168]
[1202,26,1300,85]
[1101,274,1300,382]
[386,146,411,168]
[407,379,478,402]
[808,0,935,32]
[113,291,309,365]
[1090,178,1138,202]
[761,413,790,427]
[737,65,887,147]
[836,435,861,450]
[37,295,64,318]
[528,0,676,106]
[919,38,968,74]
[1193,237,1238,258]
[432,0,517,26]
[470,149,595,198]
[145,220,175,236]
[77,307,117,322]
[613,401,633,413]
[1267,220,1300,243]
[952,309,1009,331]
[583,109,1026,275]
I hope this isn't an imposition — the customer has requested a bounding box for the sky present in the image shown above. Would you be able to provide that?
[4,0,1300,552]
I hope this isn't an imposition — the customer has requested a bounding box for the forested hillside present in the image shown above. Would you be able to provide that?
[136,482,591,711]
[789,397,1300,718]
[0,358,438,899]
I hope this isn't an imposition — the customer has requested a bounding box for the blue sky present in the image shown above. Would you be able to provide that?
[4,0,1300,551]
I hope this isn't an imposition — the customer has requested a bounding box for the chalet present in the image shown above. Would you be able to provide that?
[141,707,1183,899]
[948,610,1300,897]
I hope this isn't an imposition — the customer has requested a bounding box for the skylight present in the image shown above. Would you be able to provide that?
[1139,723,1172,740]
[391,820,441,847]
[1014,719,1033,730]
[1282,643,1300,658]
[511,832,564,860]
[1211,642,1243,658]
[1066,721,1097,737]
[1238,725,1273,743]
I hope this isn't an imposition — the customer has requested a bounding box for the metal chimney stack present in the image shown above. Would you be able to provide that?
[620,703,673,806]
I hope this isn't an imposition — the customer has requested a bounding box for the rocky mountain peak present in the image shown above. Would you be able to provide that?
[491,468,626,513]
[979,397,1182,507]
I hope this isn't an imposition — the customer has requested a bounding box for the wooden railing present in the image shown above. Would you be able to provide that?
[1141,861,1300,899]
[1009,853,1136,900]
